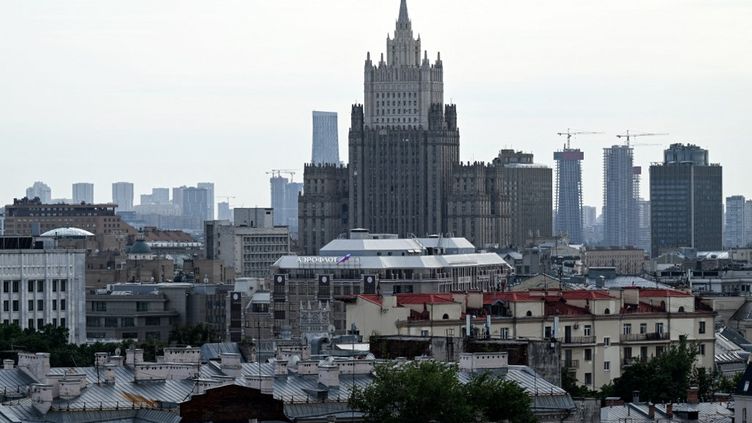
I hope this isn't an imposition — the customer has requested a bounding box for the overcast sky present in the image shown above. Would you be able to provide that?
[2,0,751,213]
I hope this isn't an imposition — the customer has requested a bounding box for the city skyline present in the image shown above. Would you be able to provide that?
[2,0,750,212]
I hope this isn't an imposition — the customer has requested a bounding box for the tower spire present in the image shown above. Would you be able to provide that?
[397,0,410,28]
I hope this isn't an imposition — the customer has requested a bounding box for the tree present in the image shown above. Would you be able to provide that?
[349,360,536,423]
[612,338,697,403]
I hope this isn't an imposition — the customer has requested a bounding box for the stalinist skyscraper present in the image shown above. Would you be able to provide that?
[299,1,540,254]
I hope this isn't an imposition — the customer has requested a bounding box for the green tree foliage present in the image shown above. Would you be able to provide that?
[612,339,697,403]
[349,360,536,423]
[168,324,219,346]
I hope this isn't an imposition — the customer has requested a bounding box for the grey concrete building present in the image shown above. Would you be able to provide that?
[298,164,349,255]
[269,175,304,239]
[554,149,585,244]
[197,182,215,221]
[602,145,639,247]
[25,182,51,204]
[112,182,134,212]
[312,111,339,165]
[71,183,94,204]
[650,143,723,256]
[726,195,746,248]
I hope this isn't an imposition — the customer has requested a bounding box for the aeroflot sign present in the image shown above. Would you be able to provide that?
[297,254,352,265]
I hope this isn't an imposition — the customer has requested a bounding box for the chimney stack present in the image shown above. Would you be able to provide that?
[3,359,14,370]
[632,390,640,404]
[666,404,673,418]
[687,386,700,404]
[648,403,655,419]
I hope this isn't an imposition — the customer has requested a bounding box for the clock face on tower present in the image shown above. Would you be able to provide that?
[321,276,329,284]
[366,276,374,283]
[232,293,240,301]
[276,275,284,283]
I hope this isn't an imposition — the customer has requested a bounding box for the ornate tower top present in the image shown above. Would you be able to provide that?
[362,0,445,129]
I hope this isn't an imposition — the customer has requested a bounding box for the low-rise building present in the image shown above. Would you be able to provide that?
[583,246,646,275]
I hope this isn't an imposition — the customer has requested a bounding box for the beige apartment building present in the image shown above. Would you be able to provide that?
[582,247,646,275]
[346,288,715,388]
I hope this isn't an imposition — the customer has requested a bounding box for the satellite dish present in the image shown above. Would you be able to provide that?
[327,324,336,334]
[115,347,121,356]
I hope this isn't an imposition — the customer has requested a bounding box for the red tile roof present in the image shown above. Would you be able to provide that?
[357,294,383,306]
[561,291,614,300]
[396,293,456,305]
[638,288,692,298]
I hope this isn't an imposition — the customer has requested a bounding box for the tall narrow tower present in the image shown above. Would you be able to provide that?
[554,149,584,244]
[602,145,639,247]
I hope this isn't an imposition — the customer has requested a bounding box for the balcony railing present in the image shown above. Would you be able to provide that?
[620,332,670,342]
[561,359,579,369]
[560,336,596,345]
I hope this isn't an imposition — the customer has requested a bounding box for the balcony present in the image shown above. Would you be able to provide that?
[561,359,579,369]
[560,336,596,345]
[620,332,670,343]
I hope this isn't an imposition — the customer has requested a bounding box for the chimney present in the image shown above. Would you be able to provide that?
[126,349,144,367]
[30,384,53,415]
[648,403,655,419]
[318,361,340,388]
[274,359,288,376]
[666,404,673,418]
[687,386,699,404]
[104,364,116,385]
[632,390,640,404]
[108,355,124,367]
[220,353,242,377]
[59,378,82,400]
[3,359,14,370]
[95,352,108,368]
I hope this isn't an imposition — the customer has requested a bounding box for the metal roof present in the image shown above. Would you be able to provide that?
[200,343,243,362]
[39,228,94,238]
[274,253,508,270]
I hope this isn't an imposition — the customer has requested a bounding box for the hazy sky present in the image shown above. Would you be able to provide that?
[2,0,751,213]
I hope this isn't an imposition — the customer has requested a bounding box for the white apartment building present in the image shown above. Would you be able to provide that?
[0,239,86,344]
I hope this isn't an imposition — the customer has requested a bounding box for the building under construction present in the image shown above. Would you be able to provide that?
[602,145,640,247]
[554,149,584,244]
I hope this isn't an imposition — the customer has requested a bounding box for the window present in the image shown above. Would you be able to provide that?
[544,326,552,338]
[699,321,706,334]
[274,310,286,320]
[37,300,43,311]
[2,281,8,292]
[604,308,610,315]
[698,344,705,355]
[584,373,592,385]
[105,317,118,328]
[28,319,34,329]
[28,300,34,311]
[584,349,592,361]
[526,310,532,317]
[623,323,632,335]
[52,300,57,311]
[52,280,57,292]
[640,323,647,334]
[59,280,66,291]
[2,301,7,312]
[12,301,19,312]
[122,317,135,327]
[92,302,106,312]
[420,330,429,337]
[624,347,633,361]
[27,280,34,292]
[87,317,101,327]
[136,302,148,312]
[145,317,161,326]
[37,318,43,329]
[60,318,66,327]
[604,361,610,371]
[60,300,66,311]
[500,328,510,339]
[656,346,665,356]
[604,337,610,346]
[12,281,19,293]
[37,281,43,292]
[655,322,664,334]
[122,332,138,339]
[583,325,592,336]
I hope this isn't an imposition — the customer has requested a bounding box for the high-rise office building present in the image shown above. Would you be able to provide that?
[112,182,134,212]
[172,186,186,212]
[270,174,304,239]
[554,149,584,244]
[197,182,215,220]
[71,183,94,204]
[181,187,208,222]
[217,201,232,222]
[745,200,752,247]
[650,143,723,256]
[25,182,52,204]
[636,199,651,254]
[725,195,746,248]
[312,111,339,165]
[151,188,170,205]
[603,145,639,247]
[582,206,597,229]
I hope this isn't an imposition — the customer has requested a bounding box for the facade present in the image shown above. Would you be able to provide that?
[554,149,585,244]
[270,175,304,239]
[3,197,137,251]
[71,182,94,204]
[298,164,349,255]
[265,232,510,338]
[636,199,651,254]
[726,195,746,248]
[86,282,231,342]
[582,247,645,275]
[111,182,134,212]
[650,144,723,256]
[348,288,715,388]
[603,145,639,247]
[25,182,52,204]
[0,238,86,344]
[218,201,232,222]
[497,150,552,247]
[312,111,339,165]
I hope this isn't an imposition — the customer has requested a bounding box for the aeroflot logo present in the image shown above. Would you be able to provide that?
[297,254,351,264]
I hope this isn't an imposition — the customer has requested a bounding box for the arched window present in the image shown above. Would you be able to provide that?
[442,313,449,320]
[678,306,685,312]
[604,308,611,315]
[526,310,532,317]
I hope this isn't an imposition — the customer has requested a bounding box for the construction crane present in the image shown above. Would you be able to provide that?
[616,130,668,147]
[266,169,297,182]
[556,129,603,149]
[217,195,236,203]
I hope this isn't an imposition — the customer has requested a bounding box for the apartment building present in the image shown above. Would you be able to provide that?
[582,247,646,275]
[346,288,715,388]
